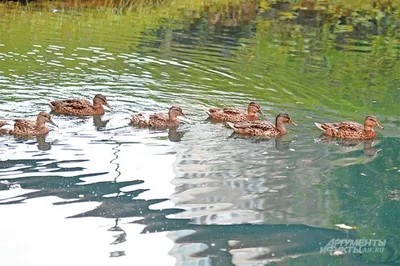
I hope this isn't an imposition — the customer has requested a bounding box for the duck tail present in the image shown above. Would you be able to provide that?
[48,102,55,110]
[131,114,148,127]
[314,122,325,131]
[225,122,237,132]
[130,115,139,125]
[0,128,10,134]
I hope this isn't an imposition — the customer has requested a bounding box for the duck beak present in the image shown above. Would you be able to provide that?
[376,122,383,130]
[258,109,265,116]
[103,102,112,111]
[289,120,297,126]
[48,119,58,127]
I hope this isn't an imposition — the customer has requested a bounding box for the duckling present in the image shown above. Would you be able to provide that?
[226,113,297,137]
[48,94,111,116]
[314,115,383,140]
[0,112,57,136]
[206,102,264,122]
[131,106,184,129]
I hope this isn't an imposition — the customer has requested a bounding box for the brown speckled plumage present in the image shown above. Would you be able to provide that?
[49,94,111,116]
[0,112,57,136]
[131,106,184,129]
[130,113,149,128]
[314,115,383,140]
[206,102,264,122]
[226,113,297,137]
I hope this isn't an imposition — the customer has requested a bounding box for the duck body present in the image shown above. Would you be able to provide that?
[227,120,280,137]
[49,94,110,116]
[131,106,184,129]
[226,113,297,137]
[314,115,383,140]
[130,113,149,127]
[207,102,264,123]
[0,112,57,136]
[207,108,258,122]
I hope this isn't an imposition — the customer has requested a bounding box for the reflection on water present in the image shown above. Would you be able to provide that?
[93,115,110,129]
[315,137,383,165]
[168,127,185,142]
[0,1,399,266]
[2,134,55,151]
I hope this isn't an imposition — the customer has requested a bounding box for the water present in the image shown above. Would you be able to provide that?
[0,1,399,265]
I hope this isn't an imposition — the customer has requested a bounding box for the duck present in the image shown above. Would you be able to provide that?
[131,106,185,129]
[226,113,297,137]
[0,112,57,136]
[48,94,111,116]
[206,102,264,122]
[314,115,383,140]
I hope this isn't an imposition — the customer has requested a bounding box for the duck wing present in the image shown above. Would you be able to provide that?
[318,121,363,131]
[234,120,275,129]
[131,113,149,127]
[49,99,92,110]
[221,107,246,115]
[208,107,245,114]
[316,121,364,138]
[13,119,36,134]
[231,120,277,136]
[148,113,169,127]
[337,122,364,131]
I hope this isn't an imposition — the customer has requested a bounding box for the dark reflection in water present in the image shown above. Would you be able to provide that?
[135,209,398,265]
[109,219,127,246]
[66,190,166,219]
[315,137,382,159]
[0,135,398,265]
[131,126,186,142]
[93,115,110,129]
[110,250,126,258]
[36,135,53,151]
[228,133,294,151]
[0,160,128,204]
[5,134,55,151]
[139,216,348,265]
[50,113,110,130]
[168,127,185,142]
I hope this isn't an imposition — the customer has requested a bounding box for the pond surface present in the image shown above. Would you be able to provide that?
[0,1,399,265]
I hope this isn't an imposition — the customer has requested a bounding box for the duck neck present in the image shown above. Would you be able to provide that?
[275,118,287,134]
[93,103,104,110]
[248,110,257,118]
[169,113,179,122]
[36,119,47,130]
[363,125,376,138]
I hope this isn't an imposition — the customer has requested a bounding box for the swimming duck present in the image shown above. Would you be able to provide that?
[206,102,264,122]
[131,106,185,129]
[0,112,57,136]
[226,113,297,137]
[314,115,383,140]
[48,94,111,116]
